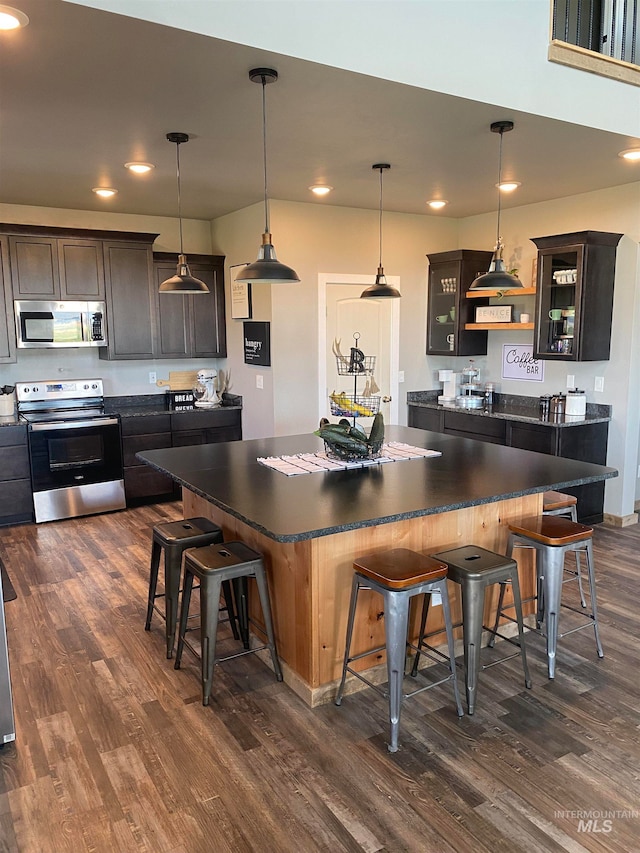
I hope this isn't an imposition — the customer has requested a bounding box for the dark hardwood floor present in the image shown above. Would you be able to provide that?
[0,504,639,852]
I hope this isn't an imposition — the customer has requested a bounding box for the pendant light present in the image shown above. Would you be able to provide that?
[469,120,524,291]
[236,68,299,286]
[159,132,209,294]
[361,163,401,299]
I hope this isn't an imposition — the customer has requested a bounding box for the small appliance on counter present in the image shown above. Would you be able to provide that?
[0,386,15,418]
[566,388,586,420]
[437,369,459,406]
[193,369,220,409]
[457,360,484,409]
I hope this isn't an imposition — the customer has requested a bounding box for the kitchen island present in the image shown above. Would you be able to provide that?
[137,425,616,706]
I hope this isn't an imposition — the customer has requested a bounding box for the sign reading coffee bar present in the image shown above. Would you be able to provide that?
[501,344,544,382]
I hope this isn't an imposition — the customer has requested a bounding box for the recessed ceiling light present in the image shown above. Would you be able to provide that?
[427,200,448,209]
[0,5,29,29]
[496,181,521,192]
[619,148,640,161]
[124,162,155,174]
[309,185,333,196]
[92,187,118,198]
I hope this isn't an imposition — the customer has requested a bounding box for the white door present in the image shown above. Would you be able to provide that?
[318,274,400,429]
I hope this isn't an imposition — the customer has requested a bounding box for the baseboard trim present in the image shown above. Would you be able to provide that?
[603,512,638,528]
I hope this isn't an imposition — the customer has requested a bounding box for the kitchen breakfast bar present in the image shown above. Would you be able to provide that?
[137,425,616,707]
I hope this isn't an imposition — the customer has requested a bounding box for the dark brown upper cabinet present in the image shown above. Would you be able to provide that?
[532,231,622,362]
[426,249,493,356]
[0,236,15,363]
[153,253,227,359]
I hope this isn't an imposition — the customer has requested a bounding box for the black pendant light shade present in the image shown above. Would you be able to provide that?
[159,132,209,294]
[361,163,401,299]
[469,120,524,291]
[236,68,299,286]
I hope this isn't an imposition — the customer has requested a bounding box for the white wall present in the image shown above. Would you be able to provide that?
[71,0,640,137]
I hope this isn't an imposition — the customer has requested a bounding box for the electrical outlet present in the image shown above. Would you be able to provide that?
[398,371,405,383]
[594,376,604,393]
[566,374,575,388]
[256,374,263,390]
[148,371,157,385]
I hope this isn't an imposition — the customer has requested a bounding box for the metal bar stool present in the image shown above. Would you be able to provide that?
[543,490,586,607]
[335,548,463,753]
[413,545,531,715]
[144,517,240,659]
[174,541,283,705]
[501,515,603,679]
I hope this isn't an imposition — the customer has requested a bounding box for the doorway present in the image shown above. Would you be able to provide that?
[318,273,400,427]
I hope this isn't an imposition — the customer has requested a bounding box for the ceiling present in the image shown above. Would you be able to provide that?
[1,0,638,223]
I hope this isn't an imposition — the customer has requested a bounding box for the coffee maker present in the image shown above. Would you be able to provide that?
[193,369,220,408]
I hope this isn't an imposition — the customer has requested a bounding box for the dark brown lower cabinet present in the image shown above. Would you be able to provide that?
[121,408,243,505]
[0,426,33,526]
[408,405,608,523]
[121,414,174,504]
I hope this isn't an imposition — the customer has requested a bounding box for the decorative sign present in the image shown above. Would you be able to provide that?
[502,344,544,382]
[231,279,252,319]
[475,304,513,323]
[243,321,271,366]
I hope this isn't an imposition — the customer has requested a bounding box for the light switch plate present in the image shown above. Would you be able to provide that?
[594,376,604,393]
[566,374,575,388]
[256,374,264,389]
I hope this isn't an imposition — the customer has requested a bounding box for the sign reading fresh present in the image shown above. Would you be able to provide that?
[501,344,544,381]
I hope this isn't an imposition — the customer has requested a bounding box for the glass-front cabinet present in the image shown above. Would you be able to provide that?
[426,249,493,356]
[532,231,622,362]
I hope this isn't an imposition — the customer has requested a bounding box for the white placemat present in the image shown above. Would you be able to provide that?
[257,443,441,476]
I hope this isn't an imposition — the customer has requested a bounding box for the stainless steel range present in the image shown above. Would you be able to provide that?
[16,378,125,523]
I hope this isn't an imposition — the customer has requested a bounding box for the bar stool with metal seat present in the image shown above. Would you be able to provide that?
[503,515,603,679]
[174,541,283,705]
[413,545,532,715]
[335,548,463,753]
[144,517,239,659]
[542,491,586,607]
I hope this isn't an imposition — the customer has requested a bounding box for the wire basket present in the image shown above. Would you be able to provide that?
[329,394,380,418]
[324,438,384,462]
[335,355,376,376]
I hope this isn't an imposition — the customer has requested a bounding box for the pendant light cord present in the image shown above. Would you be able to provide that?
[175,140,184,255]
[261,76,270,235]
[495,128,504,249]
[378,166,384,269]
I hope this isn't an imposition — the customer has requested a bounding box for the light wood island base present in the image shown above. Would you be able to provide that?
[184,489,540,707]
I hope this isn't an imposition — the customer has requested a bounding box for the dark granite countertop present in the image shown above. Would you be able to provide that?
[0,415,21,428]
[137,425,617,543]
[105,392,242,418]
[407,391,611,427]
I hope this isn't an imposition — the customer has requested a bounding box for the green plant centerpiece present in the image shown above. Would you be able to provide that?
[315,413,385,461]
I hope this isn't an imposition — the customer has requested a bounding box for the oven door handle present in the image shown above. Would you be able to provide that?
[30,417,120,432]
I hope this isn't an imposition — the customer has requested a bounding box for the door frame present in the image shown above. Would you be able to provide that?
[318,272,400,425]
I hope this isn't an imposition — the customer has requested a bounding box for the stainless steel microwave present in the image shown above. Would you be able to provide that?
[15,300,107,348]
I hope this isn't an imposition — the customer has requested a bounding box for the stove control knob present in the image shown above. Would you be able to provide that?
[91,383,98,389]
[32,386,38,394]
[83,384,89,390]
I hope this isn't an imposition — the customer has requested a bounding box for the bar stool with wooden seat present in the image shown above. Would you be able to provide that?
[174,541,283,705]
[503,515,603,679]
[145,517,239,659]
[335,548,463,753]
[542,491,586,607]
[413,545,532,715]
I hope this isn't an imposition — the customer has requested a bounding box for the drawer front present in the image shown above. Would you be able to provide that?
[443,427,505,445]
[123,432,172,467]
[124,467,174,501]
[0,425,27,448]
[0,478,33,520]
[0,445,30,480]
[508,423,557,456]
[172,430,205,447]
[408,406,443,433]
[444,410,506,441]
[205,425,242,444]
[171,408,240,432]
[120,414,171,436]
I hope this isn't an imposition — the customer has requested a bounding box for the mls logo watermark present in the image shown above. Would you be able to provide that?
[555,809,638,833]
